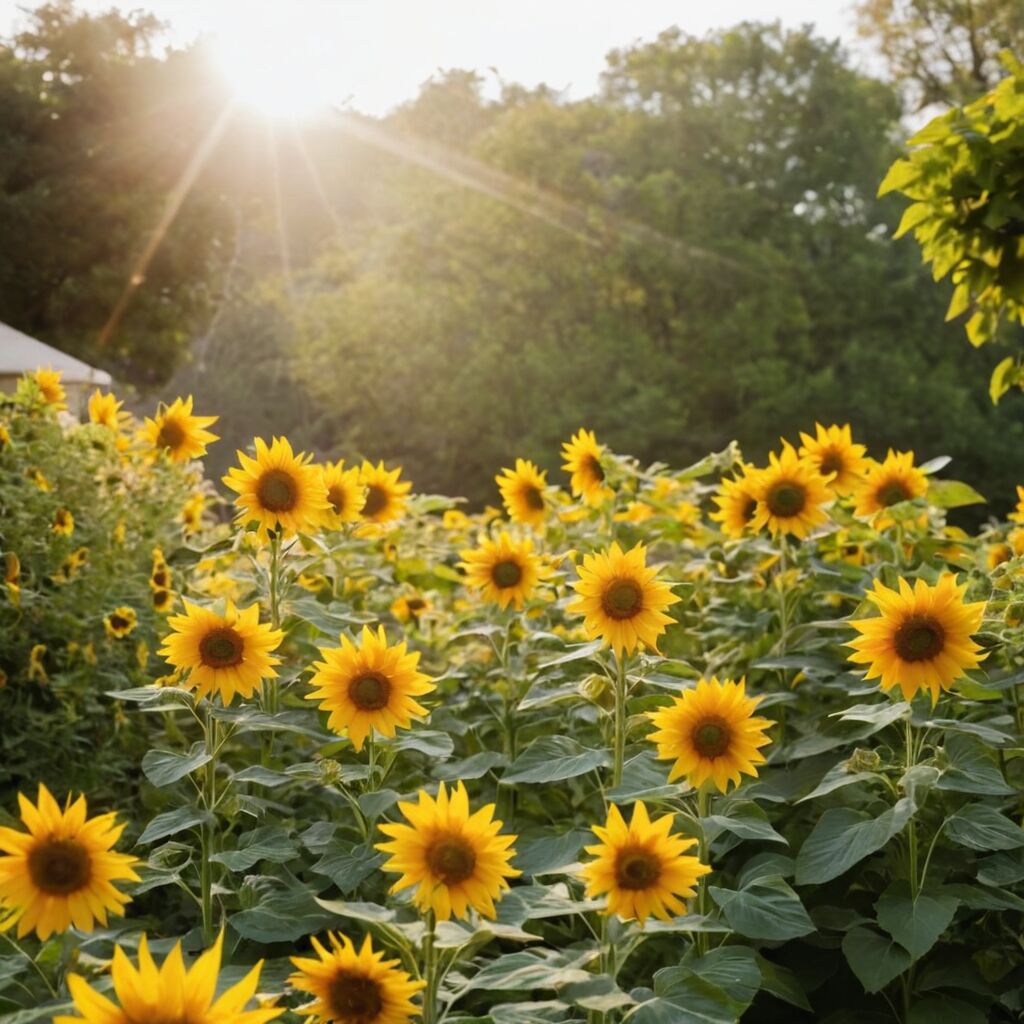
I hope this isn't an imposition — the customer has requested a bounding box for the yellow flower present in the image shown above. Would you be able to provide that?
[321,460,366,527]
[152,588,175,614]
[55,931,281,1024]
[0,783,139,940]
[646,677,773,793]
[159,600,284,704]
[181,492,207,535]
[566,541,680,655]
[307,625,435,751]
[289,933,424,1023]
[846,574,986,704]
[27,644,47,682]
[391,593,430,624]
[150,553,172,593]
[580,802,710,924]
[0,423,10,448]
[141,395,219,462]
[32,367,66,410]
[709,465,761,539]
[798,422,868,495]
[1010,485,1024,524]
[103,606,138,639]
[3,552,19,584]
[459,531,550,610]
[28,467,50,491]
[495,459,549,528]
[442,509,470,530]
[87,390,124,430]
[223,436,331,541]
[358,461,411,525]
[853,450,928,518]
[377,781,520,921]
[749,443,832,539]
[986,543,1011,571]
[1011,527,1024,556]
[52,507,74,536]
[561,428,612,506]
[614,501,655,524]
[112,519,127,545]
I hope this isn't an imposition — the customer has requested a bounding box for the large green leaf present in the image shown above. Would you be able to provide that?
[501,736,609,785]
[937,735,1014,796]
[945,805,1024,851]
[875,882,958,960]
[209,826,298,871]
[703,801,787,846]
[514,829,591,877]
[709,875,815,940]
[137,807,210,845]
[841,926,912,993]
[141,743,211,787]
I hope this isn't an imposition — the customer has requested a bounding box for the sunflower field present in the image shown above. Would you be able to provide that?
[0,369,1022,1024]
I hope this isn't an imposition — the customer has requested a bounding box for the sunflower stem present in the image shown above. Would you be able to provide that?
[0,932,56,999]
[261,533,283,766]
[200,706,219,945]
[366,734,378,793]
[695,786,711,957]
[612,653,628,792]
[904,715,919,899]
[422,908,439,1024]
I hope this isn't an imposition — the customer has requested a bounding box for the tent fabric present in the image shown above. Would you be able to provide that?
[0,321,111,386]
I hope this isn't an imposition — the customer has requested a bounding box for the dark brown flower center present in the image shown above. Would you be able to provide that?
[199,627,244,668]
[692,715,732,758]
[893,614,945,662]
[153,590,171,609]
[362,484,388,518]
[524,485,545,511]
[348,672,391,711]
[585,454,605,482]
[426,835,477,885]
[614,846,662,891]
[877,480,911,507]
[407,598,425,613]
[151,568,169,588]
[327,970,384,1024]
[108,614,130,632]
[28,838,91,894]
[328,485,347,516]
[819,450,843,476]
[257,469,298,513]
[766,481,806,518]
[156,418,186,451]
[491,559,523,589]
[601,578,643,620]
[742,497,757,522]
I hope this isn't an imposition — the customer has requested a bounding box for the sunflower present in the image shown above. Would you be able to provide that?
[55,931,281,1024]
[376,781,520,921]
[141,396,219,462]
[152,589,175,614]
[749,443,832,539]
[159,599,284,704]
[579,801,710,924]
[798,422,868,495]
[103,606,138,640]
[646,677,773,793]
[358,461,411,525]
[391,593,430,624]
[27,644,47,682]
[987,542,1012,571]
[495,459,549,528]
[846,574,986,704]
[459,531,550,610]
[181,492,207,535]
[52,507,74,536]
[33,368,66,410]
[0,783,139,940]
[853,450,928,518]
[566,541,680,655]
[1010,485,1024,524]
[307,625,435,751]
[87,390,124,430]
[0,423,10,448]
[321,460,366,527]
[223,437,331,540]
[561,429,612,506]
[710,464,761,540]
[289,933,424,1023]
[150,550,172,592]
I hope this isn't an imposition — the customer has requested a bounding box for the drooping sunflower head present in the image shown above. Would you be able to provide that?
[159,599,284,704]
[0,783,139,940]
[749,443,833,539]
[853,449,928,518]
[566,541,680,655]
[321,460,367,528]
[847,574,986,704]
[55,931,282,1024]
[32,367,66,410]
[798,422,868,495]
[580,801,710,924]
[307,625,436,751]
[357,461,411,525]
[710,464,762,540]
[646,677,773,793]
[458,531,551,610]
[52,507,74,536]
[141,395,219,463]
[561,429,612,506]
[87,390,124,430]
[495,459,550,528]
[289,932,425,1024]
[223,436,332,541]
[377,781,520,922]
[103,606,137,639]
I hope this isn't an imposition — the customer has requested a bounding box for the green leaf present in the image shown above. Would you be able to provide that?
[990,355,1015,404]
[875,881,959,960]
[926,479,986,509]
[703,801,787,845]
[432,751,507,781]
[310,841,384,893]
[797,762,879,803]
[209,826,298,871]
[463,949,595,992]
[945,804,1024,851]
[878,158,918,196]
[137,807,209,845]
[502,736,610,785]
[755,957,811,1011]
[937,734,1014,796]
[141,743,211,788]
[842,926,912,993]
[393,730,454,758]
[514,829,590,877]
[709,875,815,940]
[537,639,604,668]
[232,886,335,942]
[908,997,988,1024]
[607,750,685,803]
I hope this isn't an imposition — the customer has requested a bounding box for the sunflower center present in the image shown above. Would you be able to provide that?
[407,598,425,613]
[327,970,384,1024]
[614,845,662,891]
[152,568,169,588]
[426,835,478,885]
[328,485,347,516]
[362,485,388,518]
[819,450,843,476]
[894,614,945,662]
[198,627,244,668]
[156,418,186,451]
[491,559,523,589]
[348,672,392,711]
[28,838,91,894]
[601,578,643,620]
[585,454,605,482]
[877,480,911,507]
[742,497,757,522]
[257,469,298,513]
[108,614,130,632]
[524,485,545,511]
[692,716,732,758]
[766,481,806,518]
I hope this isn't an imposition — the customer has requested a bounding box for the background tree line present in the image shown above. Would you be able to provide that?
[2,0,1023,512]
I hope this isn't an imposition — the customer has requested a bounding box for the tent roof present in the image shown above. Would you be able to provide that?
[0,321,112,386]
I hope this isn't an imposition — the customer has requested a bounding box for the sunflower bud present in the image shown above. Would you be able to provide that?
[845,748,881,773]
[579,673,614,710]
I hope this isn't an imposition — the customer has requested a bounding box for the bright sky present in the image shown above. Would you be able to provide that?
[0,0,864,115]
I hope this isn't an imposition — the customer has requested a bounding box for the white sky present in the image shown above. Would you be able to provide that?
[0,0,865,115]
